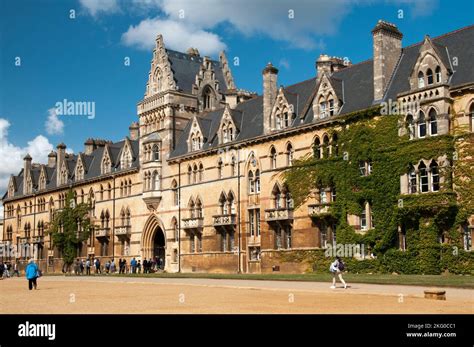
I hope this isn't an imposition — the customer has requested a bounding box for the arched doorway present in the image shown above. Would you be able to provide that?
[153,227,165,269]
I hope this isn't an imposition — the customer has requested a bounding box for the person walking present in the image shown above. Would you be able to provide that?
[105,260,111,274]
[0,262,4,279]
[95,258,101,274]
[86,258,91,275]
[143,259,148,274]
[13,262,20,277]
[25,259,39,290]
[110,259,116,273]
[80,259,85,275]
[74,258,81,275]
[137,260,142,274]
[329,256,347,289]
[130,258,137,274]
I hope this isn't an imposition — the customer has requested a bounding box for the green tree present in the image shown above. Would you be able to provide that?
[47,190,94,272]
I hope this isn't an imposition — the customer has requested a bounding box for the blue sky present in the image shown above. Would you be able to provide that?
[0,0,473,196]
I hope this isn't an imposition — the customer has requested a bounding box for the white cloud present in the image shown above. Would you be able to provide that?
[122,18,226,55]
[79,0,120,16]
[279,58,290,70]
[0,118,54,198]
[45,108,64,135]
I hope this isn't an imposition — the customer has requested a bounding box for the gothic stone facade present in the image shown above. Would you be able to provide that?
[2,20,474,273]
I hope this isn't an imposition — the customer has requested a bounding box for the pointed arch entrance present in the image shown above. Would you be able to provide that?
[142,215,166,268]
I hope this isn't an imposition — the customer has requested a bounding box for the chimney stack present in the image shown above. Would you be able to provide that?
[84,139,94,155]
[372,20,403,101]
[316,55,349,77]
[48,151,57,168]
[262,62,278,134]
[56,143,66,186]
[129,122,139,140]
[23,154,32,194]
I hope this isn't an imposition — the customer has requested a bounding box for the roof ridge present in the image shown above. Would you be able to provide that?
[404,23,474,49]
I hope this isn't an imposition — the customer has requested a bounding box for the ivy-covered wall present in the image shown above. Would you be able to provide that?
[283,109,474,275]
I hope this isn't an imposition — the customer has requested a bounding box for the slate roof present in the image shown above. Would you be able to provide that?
[167,49,229,94]
[4,139,139,200]
[171,24,474,159]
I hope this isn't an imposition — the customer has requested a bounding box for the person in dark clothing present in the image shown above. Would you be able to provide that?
[143,259,148,274]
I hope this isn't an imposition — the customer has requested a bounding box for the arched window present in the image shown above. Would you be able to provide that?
[430,161,440,192]
[319,97,327,118]
[323,135,330,158]
[248,171,254,194]
[273,185,281,209]
[217,159,223,179]
[429,109,437,136]
[193,164,198,183]
[408,164,417,193]
[228,192,236,214]
[152,144,160,161]
[199,163,204,182]
[314,137,321,159]
[328,97,335,116]
[195,199,203,218]
[231,156,237,176]
[219,192,227,215]
[360,207,367,231]
[255,170,260,193]
[418,111,426,138]
[319,186,327,204]
[406,114,415,140]
[187,165,192,184]
[418,71,425,88]
[107,183,112,199]
[172,218,178,242]
[152,171,160,190]
[286,143,294,166]
[426,68,434,85]
[435,66,441,83]
[283,111,290,128]
[470,103,474,132]
[331,133,338,156]
[172,180,178,206]
[202,86,213,110]
[419,161,429,192]
[270,147,277,169]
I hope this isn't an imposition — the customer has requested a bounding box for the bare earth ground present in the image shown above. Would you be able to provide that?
[1,276,473,314]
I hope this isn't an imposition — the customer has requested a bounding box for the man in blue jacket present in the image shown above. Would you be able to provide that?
[25,259,39,290]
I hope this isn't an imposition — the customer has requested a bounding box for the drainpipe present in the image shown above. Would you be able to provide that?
[112,174,116,261]
[237,147,242,273]
[178,161,181,273]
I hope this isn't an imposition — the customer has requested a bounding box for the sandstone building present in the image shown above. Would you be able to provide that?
[2,20,473,273]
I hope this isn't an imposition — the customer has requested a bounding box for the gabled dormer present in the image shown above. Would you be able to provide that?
[409,35,451,91]
[120,138,134,169]
[270,87,297,131]
[188,117,204,152]
[7,175,16,198]
[144,35,176,97]
[101,145,112,175]
[75,153,86,181]
[58,159,69,186]
[193,56,222,112]
[312,73,343,120]
[219,105,238,144]
[38,165,47,190]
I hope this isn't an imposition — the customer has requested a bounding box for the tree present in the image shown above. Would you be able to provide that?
[47,190,94,272]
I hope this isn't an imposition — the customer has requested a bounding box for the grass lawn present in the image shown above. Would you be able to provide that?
[48,272,474,288]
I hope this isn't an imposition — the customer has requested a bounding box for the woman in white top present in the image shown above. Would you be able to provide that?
[329,257,347,289]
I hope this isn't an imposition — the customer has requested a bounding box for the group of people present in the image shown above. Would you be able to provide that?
[69,256,165,275]
[0,261,20,279]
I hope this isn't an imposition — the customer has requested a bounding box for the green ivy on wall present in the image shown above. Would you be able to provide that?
[282,109,474,275]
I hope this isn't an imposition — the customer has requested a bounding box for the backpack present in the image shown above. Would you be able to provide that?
[338,260,345,271]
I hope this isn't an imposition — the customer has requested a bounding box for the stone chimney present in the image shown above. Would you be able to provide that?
[48,151,57,168]
[23,154,32,194]
[56,143,66,186]
[84,138,94,155]
[316,55,348,77]
[372,20,403,101]
[262,62,278,134]
[129,122,139,140]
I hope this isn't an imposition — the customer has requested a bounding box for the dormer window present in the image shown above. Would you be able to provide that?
[427,69,434,85]
[152,144,160,161]
[328,99,335,116]
[319,101,327,118]
[190,131,203,151]
[221,120,235,144]
[418,71,425,88]
[202,85,214,110]
[101,156,111,175]
[76,164,84,181]
[435,66,441,83]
